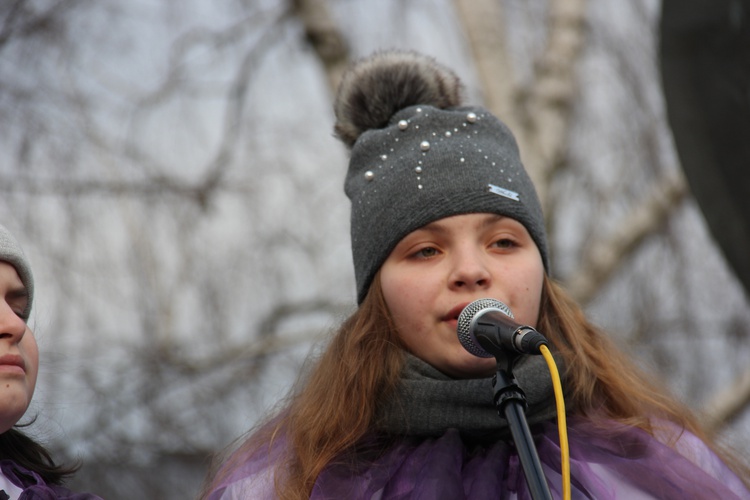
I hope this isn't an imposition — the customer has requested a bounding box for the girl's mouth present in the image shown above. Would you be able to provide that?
[444,303,471,323]
[0,354,26,374]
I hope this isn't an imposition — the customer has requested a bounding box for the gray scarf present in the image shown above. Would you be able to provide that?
[375,354,558,439]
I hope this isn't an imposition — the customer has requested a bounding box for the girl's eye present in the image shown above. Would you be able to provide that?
[414,246,439,258]
[493,238,516,249]
[5,298,27,321]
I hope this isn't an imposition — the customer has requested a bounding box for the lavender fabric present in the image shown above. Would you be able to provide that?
[211,417,750,499]
[0,460,102,500]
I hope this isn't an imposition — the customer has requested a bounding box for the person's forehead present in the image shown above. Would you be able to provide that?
[417,213,509,231]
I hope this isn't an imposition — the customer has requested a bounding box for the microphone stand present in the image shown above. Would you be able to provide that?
[492,353,553,500]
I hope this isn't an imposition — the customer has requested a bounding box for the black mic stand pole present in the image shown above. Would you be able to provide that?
[492,353,553,500]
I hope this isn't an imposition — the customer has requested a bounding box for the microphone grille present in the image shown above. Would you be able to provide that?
[456,298,514,357]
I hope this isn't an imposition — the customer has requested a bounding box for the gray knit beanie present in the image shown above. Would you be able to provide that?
[0,224,34,320]
[334,51,549,304]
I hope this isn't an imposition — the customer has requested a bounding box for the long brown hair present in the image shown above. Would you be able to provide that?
[201,274,749,498]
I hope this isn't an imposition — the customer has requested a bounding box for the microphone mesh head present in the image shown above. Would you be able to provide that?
[456,298,514,357]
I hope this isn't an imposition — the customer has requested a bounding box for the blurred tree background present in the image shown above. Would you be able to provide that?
[1,1,748,498]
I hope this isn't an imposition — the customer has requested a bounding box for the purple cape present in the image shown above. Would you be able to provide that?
[210,417,749,499]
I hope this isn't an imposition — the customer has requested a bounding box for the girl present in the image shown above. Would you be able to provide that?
[0,224,102,499]
[202,51,750,499]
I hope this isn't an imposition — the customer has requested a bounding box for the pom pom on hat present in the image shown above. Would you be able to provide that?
[334,51,464,148]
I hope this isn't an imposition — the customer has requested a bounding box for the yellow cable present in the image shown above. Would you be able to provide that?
[540,344,570,500]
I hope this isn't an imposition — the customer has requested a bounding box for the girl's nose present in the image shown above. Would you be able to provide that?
[449,249,492,290]
[0,302,27,342]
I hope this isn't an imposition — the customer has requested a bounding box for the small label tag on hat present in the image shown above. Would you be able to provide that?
[487,184,520,201]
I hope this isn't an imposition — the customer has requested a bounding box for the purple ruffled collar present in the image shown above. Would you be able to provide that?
[0,460,102,500]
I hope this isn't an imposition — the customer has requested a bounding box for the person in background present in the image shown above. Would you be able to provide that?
[0,223,102,499]
[201,50,750,499]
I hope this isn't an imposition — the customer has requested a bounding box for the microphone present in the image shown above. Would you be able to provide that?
[457,298,548,358]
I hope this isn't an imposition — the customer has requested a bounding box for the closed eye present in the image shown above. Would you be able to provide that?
[5,289,28,321]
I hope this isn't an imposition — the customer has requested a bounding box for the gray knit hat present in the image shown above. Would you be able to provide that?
[0,224,34,320]
[334,51,549,304]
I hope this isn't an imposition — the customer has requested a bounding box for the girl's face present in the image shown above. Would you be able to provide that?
[0,261,38,434]
[380,213,544,378]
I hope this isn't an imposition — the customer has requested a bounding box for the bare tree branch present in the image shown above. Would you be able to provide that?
[292,0,349,93]
[0,0,78,53]
[566,172,689,305]
[520,0,588,208]
[124,9,293,209]
[452,0,518,129]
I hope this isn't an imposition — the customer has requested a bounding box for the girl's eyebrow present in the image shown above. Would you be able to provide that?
[481,214,507,226]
